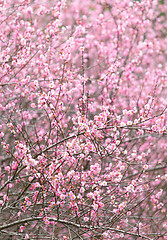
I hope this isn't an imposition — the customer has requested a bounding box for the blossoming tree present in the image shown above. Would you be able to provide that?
[0,0,166,239]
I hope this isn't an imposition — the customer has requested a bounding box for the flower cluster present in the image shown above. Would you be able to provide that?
[0,0,166,239]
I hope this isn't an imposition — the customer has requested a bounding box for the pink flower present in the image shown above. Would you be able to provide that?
[93,203,98,211]
[0,132,4,138]
[26,201,31,206]
[19,225,25,232]
[25,234,29,239]
[84,217,89,222]
[69,191,76,200]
